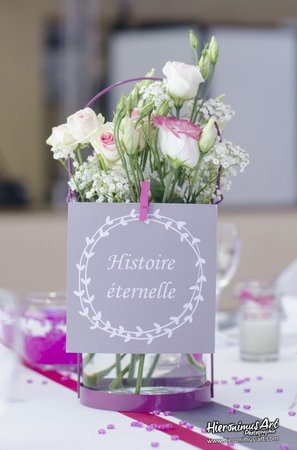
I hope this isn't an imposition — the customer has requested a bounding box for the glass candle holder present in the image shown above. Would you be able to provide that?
[236,281,280,362]
[21,292,77,370]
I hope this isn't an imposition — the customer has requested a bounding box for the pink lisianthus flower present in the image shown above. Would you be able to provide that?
[153,116,202,168]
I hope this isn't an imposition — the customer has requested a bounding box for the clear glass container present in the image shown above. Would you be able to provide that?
[0,289,18,417]
[82,353,207,395]
[0,289,18,348]
[21,292,77,370]
[236,281,280,362]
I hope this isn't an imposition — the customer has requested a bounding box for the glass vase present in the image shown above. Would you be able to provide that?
[79,352,212,411]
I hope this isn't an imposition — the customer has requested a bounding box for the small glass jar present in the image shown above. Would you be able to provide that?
[236,281,280,362]
[21,292,77,370]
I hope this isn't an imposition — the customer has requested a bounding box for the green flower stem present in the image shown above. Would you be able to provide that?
[116,353,122,378]
[168,167,181,202]
[151,131,164,186]
[83,353,95,366]
[129,156,141,200]
[175,105,181,119]
[190,84,204,123]
[83,354,126,388]
[98,154,107,172]
[114,111,137,202]
[61,159,85,201]
[193,63,216,123]
[162,168,175,202]
[187,153,204,202]
[143,354,160,387]
[187,353,205,372]
[135,354,145,394]
[128,354,137,386]
[108,355,140,391]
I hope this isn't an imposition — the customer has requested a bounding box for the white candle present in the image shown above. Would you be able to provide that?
[239,298,280,361]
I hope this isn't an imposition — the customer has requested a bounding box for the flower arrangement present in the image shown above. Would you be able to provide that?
[47,31,249,398]
[47,32,248,207]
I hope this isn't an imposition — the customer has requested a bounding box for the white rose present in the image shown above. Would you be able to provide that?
[163,61,204,104]
[67,107,99,144]
[91,122,119,163]
[46,124,77,160]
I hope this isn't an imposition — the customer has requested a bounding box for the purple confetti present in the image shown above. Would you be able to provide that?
[98,429,106,435]
[221,380,228,384]
[288,411,296,416]
[163,410,172,416]
[107,424,115,430]
[171,435,180,441]
[200,428,207,433]
[256,376,263,380]
[235,379,244,385]
[228,408,236,414]
[186,423,194,429]
[276,388,284,393]
[280,444,290,450]
[152,410,160,415]
[233,403,240,409]
[213,380,219,384]
[243,404,251,410]
[232,376,238,380]
[42,380,48,385]
[245,377,250,382]
[227,443,235,447]
[178,420,187,426]
[146,426,154,432]
[26,379,33,384]
[244,388,251,393]
[151,442,159,448]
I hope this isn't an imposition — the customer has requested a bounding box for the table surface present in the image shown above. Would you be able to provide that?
[1,326,297,450]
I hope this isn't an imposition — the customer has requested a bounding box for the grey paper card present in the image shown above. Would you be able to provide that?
[67,203,217,353]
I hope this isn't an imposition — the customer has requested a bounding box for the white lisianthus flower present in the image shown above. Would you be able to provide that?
[162,61,204,105]
[67,107,99,144]
[46,124,77,160]
[153,116,202,168]
[91,121,119,163]
[121,116,145,155]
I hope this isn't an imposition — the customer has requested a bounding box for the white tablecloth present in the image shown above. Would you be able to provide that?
[0,325,297,450]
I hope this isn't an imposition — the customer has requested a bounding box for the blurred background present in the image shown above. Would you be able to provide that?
[0,0,297,310]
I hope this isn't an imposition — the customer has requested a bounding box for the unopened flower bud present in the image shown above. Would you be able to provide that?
[139,101,155,119]
[122,117,144,155]
[189,30,199,52]
[131,88,139,106]
[199,117,217,153]
[127,95,134,115]
[157,100,170,116]
[116,96,126,112]
[209,36,219,65]
[143,68,156,86]
[198,54,209,80]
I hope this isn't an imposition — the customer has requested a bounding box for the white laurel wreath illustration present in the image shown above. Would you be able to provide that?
[74,208,206,345]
